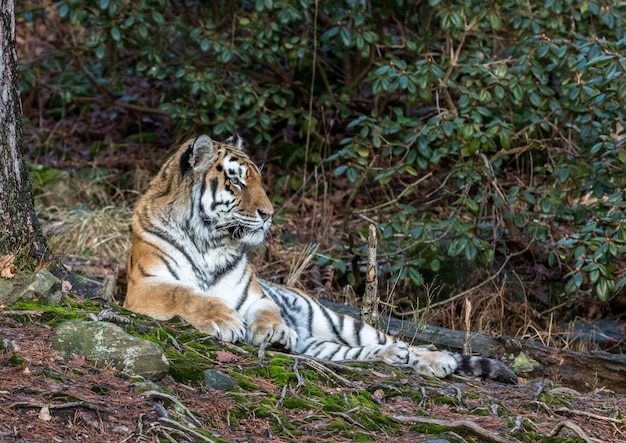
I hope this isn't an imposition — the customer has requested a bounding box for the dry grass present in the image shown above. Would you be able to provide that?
[41,205,132,263]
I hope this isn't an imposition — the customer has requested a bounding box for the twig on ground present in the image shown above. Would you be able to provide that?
[275,383,288,409]
[391,415,522,443]
[547,420,604,443]
[329,411,369,430]
[158,417,216,443]
[142,390,203,428]
[10,400,113,414]
[554,407,624,424]
[272,350,363,387]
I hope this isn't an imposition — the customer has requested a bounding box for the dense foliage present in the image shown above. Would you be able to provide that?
[19,0,626,309]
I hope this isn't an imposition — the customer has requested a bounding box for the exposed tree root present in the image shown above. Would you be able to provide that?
[391,414,522,443]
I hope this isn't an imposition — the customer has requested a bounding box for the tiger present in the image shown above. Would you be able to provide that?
[124,134,517,384]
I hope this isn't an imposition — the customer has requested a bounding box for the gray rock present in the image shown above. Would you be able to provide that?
[0,269,63,305]
[49,320,169,380]
[203,368,236,390]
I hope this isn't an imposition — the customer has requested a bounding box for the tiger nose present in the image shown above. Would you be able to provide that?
[257,208,273,222]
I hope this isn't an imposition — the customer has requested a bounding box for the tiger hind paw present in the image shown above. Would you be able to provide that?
[408,347,458,378]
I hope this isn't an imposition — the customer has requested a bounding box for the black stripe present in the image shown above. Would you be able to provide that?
[480,357,491,377]
[213,254,244,286]
[160,256,181,280]
[234,275,252,311]
[319,307,350,346]
[138,208,207,282]
[179,145,193,175]
[137,264,154,277]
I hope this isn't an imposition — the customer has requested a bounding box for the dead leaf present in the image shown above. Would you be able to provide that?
[38,405,52,421]
[372,389,385,404]
[69,353,88,368]
[0,255,17,279]
[216,350,240,364]
[61,279,72,296]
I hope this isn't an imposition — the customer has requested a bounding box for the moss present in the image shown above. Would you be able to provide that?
[10,298,99,326]
[9,355,26,366]
[509,352,541,374]
[167,356,206,383]
[267,362,294,385]
[90,384,110,394]
[409,423,448,435]
[228,373,263,392]
[282,395,316,410]
[434,394,459,406]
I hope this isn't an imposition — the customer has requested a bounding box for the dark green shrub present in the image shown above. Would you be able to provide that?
[19,0,626,307]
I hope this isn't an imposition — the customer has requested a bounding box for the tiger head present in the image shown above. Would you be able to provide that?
[176,134,274,246]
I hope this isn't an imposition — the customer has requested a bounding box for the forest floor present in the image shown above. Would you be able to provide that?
[2,304,625,443]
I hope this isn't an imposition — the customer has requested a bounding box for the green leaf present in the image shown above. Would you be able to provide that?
[58,4,69,18]
[464,243,477,261]
[340,27,352,46]
[110,26,121,42]
[564,272,582,294]
[465,198,478,213]
[430,259,441,272]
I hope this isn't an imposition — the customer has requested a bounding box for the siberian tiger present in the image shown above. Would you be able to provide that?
[124,134,517,384]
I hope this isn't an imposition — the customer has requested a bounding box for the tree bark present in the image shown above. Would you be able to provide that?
[0,0,47,259]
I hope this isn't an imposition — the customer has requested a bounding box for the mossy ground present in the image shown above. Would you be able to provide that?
[1,297,624,442]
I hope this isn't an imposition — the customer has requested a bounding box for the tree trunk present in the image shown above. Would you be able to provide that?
[0,0,47,259]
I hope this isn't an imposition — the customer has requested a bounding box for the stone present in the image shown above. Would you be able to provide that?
[49,320,169,380]
[203,368,236,390]
[0,269,63,305]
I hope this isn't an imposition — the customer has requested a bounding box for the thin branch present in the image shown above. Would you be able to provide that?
[353,172,433,214]
[361,224,379,326]
[392,415,522,443]
[407,247,531,316]
[10,400,113,414]
[73,96,170,116]
[547,420,604,443]
[554,407,624,424]
[438,16,479,116]
[142,390,203,428]
[158,417,216,443]
[302,0,320,206]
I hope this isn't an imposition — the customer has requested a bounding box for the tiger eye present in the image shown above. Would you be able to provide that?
[216,165,223,172]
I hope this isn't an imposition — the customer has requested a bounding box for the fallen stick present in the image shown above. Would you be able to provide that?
[391,414,521,443]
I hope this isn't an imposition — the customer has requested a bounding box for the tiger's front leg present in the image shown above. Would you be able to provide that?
[124,283,246,343]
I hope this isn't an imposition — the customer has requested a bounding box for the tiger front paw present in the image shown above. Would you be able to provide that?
[247,318,298,350]
[190,310,246,343]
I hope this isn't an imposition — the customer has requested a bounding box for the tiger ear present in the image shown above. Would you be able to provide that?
[224,134,244,151]
[180,135,216,175]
